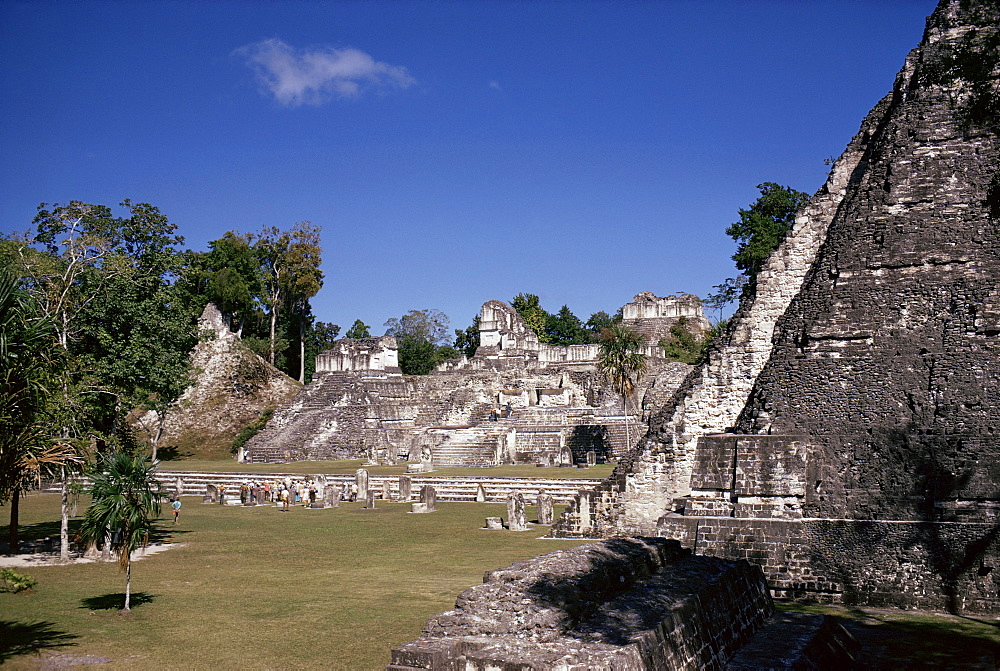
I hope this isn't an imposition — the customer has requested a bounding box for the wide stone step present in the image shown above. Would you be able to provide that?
[143,470,602,504]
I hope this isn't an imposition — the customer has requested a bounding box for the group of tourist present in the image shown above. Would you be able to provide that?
[489,402,514,422]
[214,478,361,510]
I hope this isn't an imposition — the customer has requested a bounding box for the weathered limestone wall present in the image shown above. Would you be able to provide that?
[733,0,1000,522]
[389,538,772,670]
[658,517,1000,614]
[550,89,887,535]
[315,336,400,373]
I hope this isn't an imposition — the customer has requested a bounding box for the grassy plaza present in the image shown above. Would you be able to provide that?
[3,486,999,669]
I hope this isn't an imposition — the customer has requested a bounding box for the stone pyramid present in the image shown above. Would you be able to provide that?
[552,0,1000,613]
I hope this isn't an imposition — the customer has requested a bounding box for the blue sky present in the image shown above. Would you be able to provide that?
[1,1,932,335]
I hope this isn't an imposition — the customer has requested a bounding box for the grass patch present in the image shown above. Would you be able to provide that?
[157,459,615,480]
[1,493,587,669]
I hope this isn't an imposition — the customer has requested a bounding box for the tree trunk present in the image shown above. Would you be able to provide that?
[7,488,19,555]
[269,306,277,365]
[622,394,631,454]
[60,468,70,560]
[150,413,165,462]
[123,561,131,612]
[299,313,306,383]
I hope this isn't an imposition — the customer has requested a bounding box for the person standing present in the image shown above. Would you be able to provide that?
[171,498,181,525]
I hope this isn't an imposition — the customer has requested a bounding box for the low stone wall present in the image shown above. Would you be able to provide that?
[656,516,1000,613]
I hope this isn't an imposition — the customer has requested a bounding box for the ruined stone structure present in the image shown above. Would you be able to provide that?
[244,296,700,467]
[389,537,857,670]
[622,292,711,343]
[314,335,399,372]
[137,303,300,458]
[552,0,1000,614]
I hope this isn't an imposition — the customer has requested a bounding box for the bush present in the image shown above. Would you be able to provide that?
[1,568,37,593]
[232,407,274,454]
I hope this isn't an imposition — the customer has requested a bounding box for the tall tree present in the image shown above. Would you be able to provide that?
[707,182,809,307]
[384,309,452,375]
[282,223,324,383]
[303,321,340,383]
[0,268,82,554]
[202,231,262,335]
[345,319,371,338]
[71,202,196,461]
[78,450,164,612]
[511,293,552,343]
[597,323,649,453]
[4,205,120,558]
[255,222,324,375]
[546,305,589,346]
[454,315,481,358]
[585,311,618,342]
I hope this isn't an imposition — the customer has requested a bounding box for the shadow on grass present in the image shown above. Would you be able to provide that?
[0,620,78,661]
[80,592,155,611]
[148,524,192,544]
[778,602,1000,668]
[0,518,84,543]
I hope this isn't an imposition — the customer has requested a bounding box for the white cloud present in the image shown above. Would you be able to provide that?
[235,38,415,106]
[489,80,502,91]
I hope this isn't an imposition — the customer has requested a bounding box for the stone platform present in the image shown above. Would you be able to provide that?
[388,537,858,670]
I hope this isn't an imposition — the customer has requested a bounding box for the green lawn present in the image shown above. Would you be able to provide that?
[156,458,616,480]
[1,493,587,670]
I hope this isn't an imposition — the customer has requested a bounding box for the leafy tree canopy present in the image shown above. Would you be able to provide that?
[384,309,459,375]
[384,309,450,346]
[345,319,371,339]
[707,182,809,307]
[453,315,480,359]
[511,293,551,343]
[546,305,590,346]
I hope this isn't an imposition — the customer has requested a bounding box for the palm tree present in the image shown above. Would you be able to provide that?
[598,323,649,454]
[79,450,164,612]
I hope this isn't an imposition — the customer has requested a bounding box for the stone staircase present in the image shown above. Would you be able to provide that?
[424,425,509,467]
[159,470,602,505]
[44,469,602,505]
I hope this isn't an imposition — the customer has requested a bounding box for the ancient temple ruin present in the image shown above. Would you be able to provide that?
[552,0,1000,614]
[244,293,701,467]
